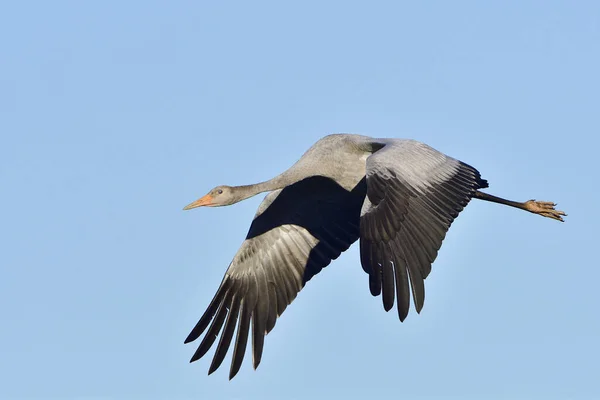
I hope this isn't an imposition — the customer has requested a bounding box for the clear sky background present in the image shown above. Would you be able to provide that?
[1,1,599,399]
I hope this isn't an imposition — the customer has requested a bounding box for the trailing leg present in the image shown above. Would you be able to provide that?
[474,191,567,222]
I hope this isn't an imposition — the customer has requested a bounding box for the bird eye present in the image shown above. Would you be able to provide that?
[217,189,223,194]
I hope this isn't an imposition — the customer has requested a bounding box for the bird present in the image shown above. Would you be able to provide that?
[182,134,566,379]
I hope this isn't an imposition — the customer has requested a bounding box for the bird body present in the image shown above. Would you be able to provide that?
[267,134,374,191]
[183,134,565,379]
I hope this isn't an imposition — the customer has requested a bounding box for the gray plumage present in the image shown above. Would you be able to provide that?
[182,134,566,379]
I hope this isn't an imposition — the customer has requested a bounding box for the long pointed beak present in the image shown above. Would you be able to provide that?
[183,194,214,210]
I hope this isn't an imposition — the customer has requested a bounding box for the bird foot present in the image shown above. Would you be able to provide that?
[524,200,567,222]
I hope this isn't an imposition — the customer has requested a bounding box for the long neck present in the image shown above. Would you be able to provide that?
[231,168,310,203]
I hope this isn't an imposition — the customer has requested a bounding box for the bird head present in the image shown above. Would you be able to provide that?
[183,185,237,209]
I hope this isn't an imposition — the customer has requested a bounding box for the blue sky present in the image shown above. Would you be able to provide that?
[1,1,599,399]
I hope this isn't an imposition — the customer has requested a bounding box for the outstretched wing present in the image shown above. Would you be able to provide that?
[359,139,488,321]
[185,176,367,379]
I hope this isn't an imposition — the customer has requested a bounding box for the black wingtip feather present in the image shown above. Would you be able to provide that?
[229,300,251,380]
[208,289,243,375]
[252,315,266,370]
[185,277,231,344]
[381,244,395,312]
[189,288,233,363]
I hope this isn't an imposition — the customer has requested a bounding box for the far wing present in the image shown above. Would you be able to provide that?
[185,176,366,379]
[359,139,488,321]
